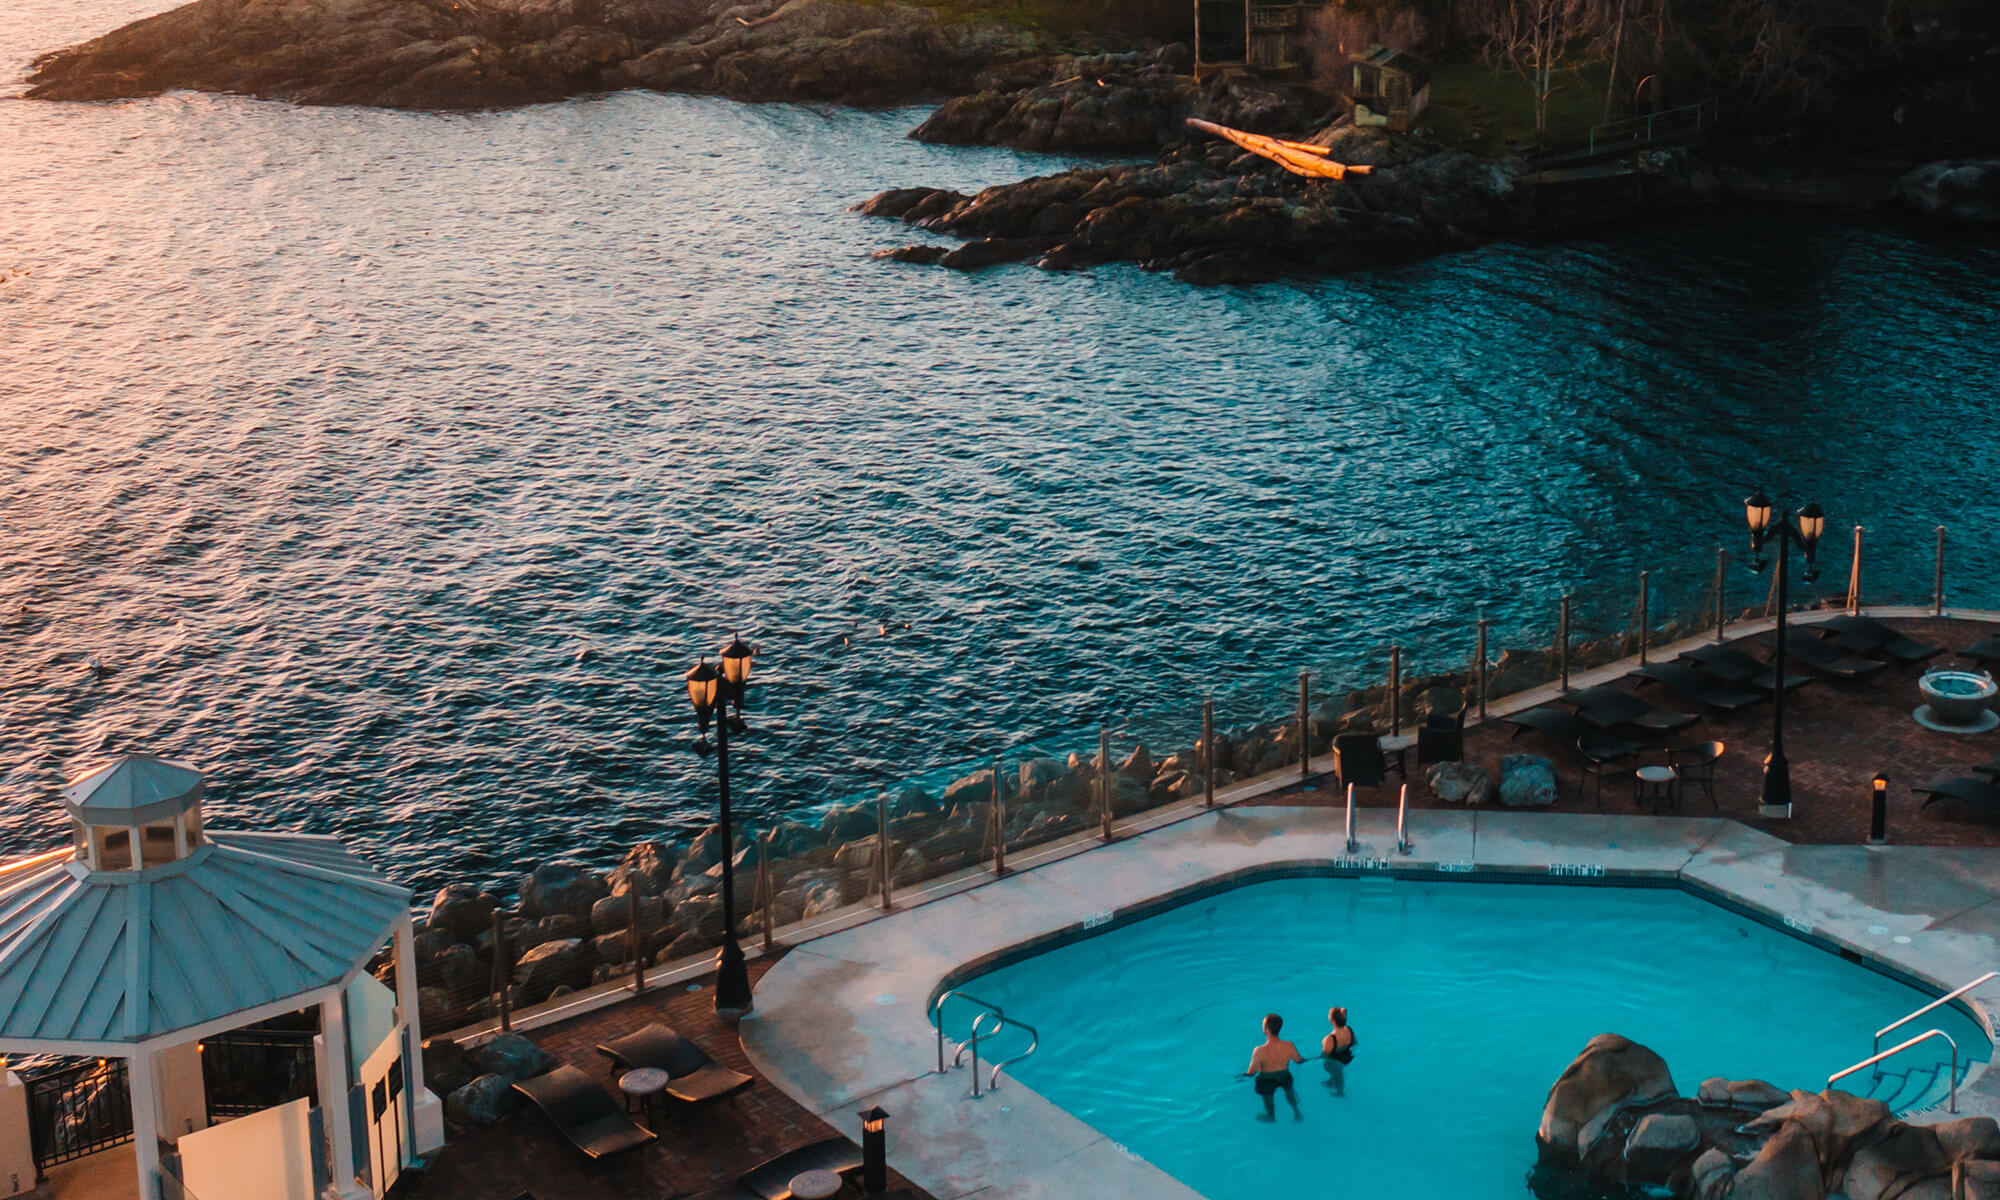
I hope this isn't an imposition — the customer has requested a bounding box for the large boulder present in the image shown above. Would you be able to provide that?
[1732,1120,1826,1200]
[511,939,589,1002]
[518,863,609,920]
[1624,1112,1701,1182]
[1690,1147,1737,1200]
[1741,1089,1892,1170]
[427,883,495,943]
[444,1074,518,1127]
[1118,744,1154,781]
[1844,1123,1949,1200]
[1932,1116,2000,1163]
[1698,1077,1792,1110]
[465,1032,556,1082]
[1965,1161,2000,1200]
[1427,761,1494,805]
[1500,754,1559,808]
[1017,758,1065,801]
[429,943,485,1001]
[817,803,875,844]
[941,768,1000,812]
[608,840,673,896]
[1895,160,2000,225]
[1538,1034,1678,1166]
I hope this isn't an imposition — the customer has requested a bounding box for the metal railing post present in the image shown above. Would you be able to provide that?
[1343,783,1357,854]
[1298,670,1311,792]
[1714,547,1728,642]
[1935,525,1946,616]
[1202,697,1216,808]
[1395,783,1410,855]
[629,889,647,993]
[490,909,512,1032]
[1846,525,1864,614]
[1388,647,1402,737]
[991,756,1007,877]
[1476,618,1490,719]
[876,792,893,911]
[1637,570,1651,664]
[1559,594,1572,691]
[757,829,776,951]
[1099,727,1114,842]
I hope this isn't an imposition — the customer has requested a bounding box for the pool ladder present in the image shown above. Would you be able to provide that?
[1827,970,1996,1114]
[932,989,1039,1098]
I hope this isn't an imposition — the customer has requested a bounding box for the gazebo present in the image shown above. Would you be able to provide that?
[0,754,444,1199]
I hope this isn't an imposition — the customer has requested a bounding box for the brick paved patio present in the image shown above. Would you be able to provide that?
[409,957,929,1200]
[1258,616,2000,847]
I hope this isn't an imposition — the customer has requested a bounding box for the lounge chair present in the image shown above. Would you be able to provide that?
[1816,615,1944,665]
[1678,645,1811,696]
[1632,662,1761,712]
[1563,685,1700,735]
[1417,688,1466,765]
[1505,707,1641,761]
[1961,635,2000,670]
[512,1065,656,1159]
[683,1137,868,1200]
[1915,775,2000,813]
[596,1022,754,1107]
[1783,635,1888,680]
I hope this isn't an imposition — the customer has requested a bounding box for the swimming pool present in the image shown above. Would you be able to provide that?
[940,877,1991,1200]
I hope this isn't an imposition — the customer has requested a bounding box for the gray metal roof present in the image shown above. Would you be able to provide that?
[0,830,411,1049]
[62,754,205,826]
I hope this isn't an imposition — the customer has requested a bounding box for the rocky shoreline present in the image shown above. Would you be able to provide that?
[1538,1034,2000,1200]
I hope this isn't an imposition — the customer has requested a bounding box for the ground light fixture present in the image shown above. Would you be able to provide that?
[1745,492,1826,819]
[685,634,758,1016]
[859,1105,890,1193]
[1871,772,1890,845]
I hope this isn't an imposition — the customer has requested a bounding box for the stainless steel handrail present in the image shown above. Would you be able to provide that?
[1395,783,1410,855]
[1875,972,1996,1053]
[985,1015,1040,1092]
[952,1009,1005,1069]
[933,989,1005,1073]
[1344,783,1357,853]
[1830,1028,1959,1113]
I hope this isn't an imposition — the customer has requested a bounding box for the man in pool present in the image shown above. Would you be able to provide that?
[1321,1007,1357,1096]
[1245,1013,1304,1121]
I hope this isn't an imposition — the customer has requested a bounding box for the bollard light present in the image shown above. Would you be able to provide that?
[1869,773,1889,845]
[859,1105,890,1194]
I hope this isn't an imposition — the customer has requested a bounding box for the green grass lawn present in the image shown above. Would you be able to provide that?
[1426,58,1620,155]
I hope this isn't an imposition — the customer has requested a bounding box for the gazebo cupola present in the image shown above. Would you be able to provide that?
[62,753,206,872]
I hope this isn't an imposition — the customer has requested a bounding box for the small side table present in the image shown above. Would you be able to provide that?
[618,1067,670,1128]
[1634,765,1678,814]
[788,1168,844,1200]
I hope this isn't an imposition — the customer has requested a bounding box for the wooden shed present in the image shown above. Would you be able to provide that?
[1194,1,1311,75]
[1346,44,1431,131]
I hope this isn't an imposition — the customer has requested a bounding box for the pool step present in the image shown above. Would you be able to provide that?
[1855,1060,1961,1115]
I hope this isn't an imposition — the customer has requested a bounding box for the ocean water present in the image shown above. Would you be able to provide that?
[949,878,1991,1199]
[3,0,1998,896]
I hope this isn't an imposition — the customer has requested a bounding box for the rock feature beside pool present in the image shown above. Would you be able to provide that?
[1500,755,1559,808]
[1535,1036,2000,1200]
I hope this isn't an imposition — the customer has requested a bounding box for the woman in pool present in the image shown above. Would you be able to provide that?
[1322,1006,1357,1096]
[1245,1013,1304,1121]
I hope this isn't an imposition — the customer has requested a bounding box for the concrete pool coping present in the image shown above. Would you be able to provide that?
[740,806,2000,1200]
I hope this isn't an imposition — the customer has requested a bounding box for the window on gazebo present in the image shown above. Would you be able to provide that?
[143,822,179,865]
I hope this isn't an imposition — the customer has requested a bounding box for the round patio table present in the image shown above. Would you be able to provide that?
[1634,765,1678,814]
[618,1067,670,1128]
[788,1168,844,1199]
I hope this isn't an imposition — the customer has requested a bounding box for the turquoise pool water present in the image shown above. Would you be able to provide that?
[945,878,1990,1200]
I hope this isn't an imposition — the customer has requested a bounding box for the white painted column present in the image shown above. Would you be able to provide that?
[129,1050,161,1200]
[393,918,445,1154]
[318,996,370,1200]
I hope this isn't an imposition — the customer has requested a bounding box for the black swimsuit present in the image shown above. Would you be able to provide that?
[1254,1070,1294,1095]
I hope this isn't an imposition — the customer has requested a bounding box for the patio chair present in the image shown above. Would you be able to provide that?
[1817,615,1945,665]
[1677,645,1811,696]
[1961,635,2000,670]
[1632,662,1761,712]
[1334,733,1403,793]
[596,1022,753,1107]
[1417,689,1466,765]
[1915,774,2000,814]
[1783,635,1888,681]
[512,1065,656,1159]
[1563,685,1700,735]
[1504,707,1641,762]
[1667,741,1725,810]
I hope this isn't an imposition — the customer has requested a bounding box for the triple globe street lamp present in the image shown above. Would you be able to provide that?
[1744,490,1826,820]
[685,635,757,1016]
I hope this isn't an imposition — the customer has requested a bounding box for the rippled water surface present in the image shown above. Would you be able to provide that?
[4,0,1998,894]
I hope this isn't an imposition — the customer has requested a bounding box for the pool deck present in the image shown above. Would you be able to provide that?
[742,806,2000,1200]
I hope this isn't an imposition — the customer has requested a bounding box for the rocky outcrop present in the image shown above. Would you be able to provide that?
[1895,159,2000,224]
[466,1032,557,1081]
[26,0,1101,110]
[1499,754,1559,808]
[1538,1039,2000,1200]
[444,1073,518,1126]
[1427,761,1494,805]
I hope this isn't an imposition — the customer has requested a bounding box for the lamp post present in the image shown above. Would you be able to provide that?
[686,634,757,1016]
[858,1106,890,1193]
[1744,491,1826,820]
